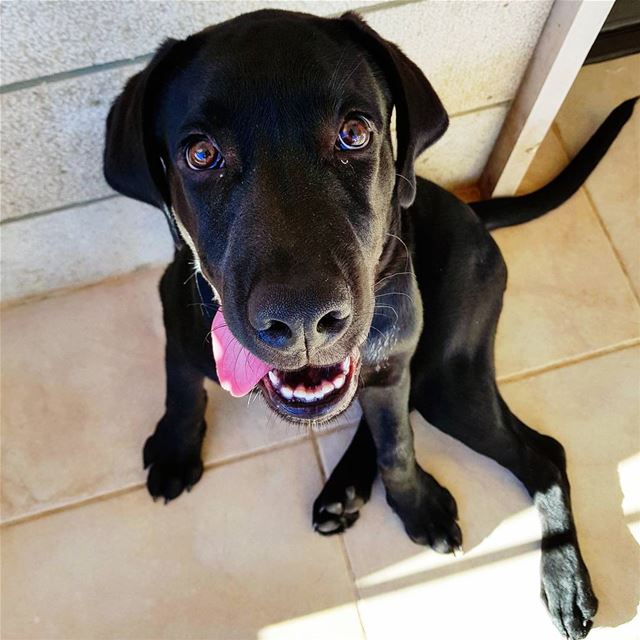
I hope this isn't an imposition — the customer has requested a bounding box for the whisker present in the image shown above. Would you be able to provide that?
[373,303,399,321]
[232,340,244,376]
[369,324,385,340]
[195,275,214,318]
[395,172,413,188]
[375,291,414,303]
[371,313,397,332]
[374,270,415,290]
[335,57,365,94]
[247,388,261,407]
[386,232,410,271]
[183,269,198,286]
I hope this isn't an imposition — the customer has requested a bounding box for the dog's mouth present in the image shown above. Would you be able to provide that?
[211,310,360,423]
[259,352,360,422]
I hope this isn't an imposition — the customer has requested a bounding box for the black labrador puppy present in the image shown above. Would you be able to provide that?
[103,9,636,639]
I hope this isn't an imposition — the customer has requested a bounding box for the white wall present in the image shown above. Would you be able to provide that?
[0,0,553,302]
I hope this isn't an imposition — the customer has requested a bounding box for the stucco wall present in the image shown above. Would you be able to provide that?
[0,0,553,302]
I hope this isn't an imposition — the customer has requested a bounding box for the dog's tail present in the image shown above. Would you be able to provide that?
[470,97,638,230]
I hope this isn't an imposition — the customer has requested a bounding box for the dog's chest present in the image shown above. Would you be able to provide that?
[361,273,422,374]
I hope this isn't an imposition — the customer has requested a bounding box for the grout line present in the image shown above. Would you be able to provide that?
[497,338,640,385]
[338,534,369,640]
[0,262,167,311]
[1,193,120,227]
[0,435,312,529]
[0,482,146,529]
[310,433,328,483]
[310,430,369,639]
[0,0,421,95]
[0,53,152,94]
[3,339,637,527]
[355,0,425,15]
[0,92,501,227]
[449,99,511,120]
[201,433,312,471]
[552,122,640,307]
[0,104,504,229]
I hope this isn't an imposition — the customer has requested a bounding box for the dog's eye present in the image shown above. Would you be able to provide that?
[185,138,225,171]
[336,116,372,151]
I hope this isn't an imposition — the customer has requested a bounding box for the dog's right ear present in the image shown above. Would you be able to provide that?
[340,13,448,209]
[103,39,179,210]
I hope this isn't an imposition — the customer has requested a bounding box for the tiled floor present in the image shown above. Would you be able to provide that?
[2,56,638,639]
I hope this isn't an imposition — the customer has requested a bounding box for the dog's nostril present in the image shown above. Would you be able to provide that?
[257,320,292,349]
[316,310,350,335]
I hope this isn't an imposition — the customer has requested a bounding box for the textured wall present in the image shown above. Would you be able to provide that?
[0,0,552,302]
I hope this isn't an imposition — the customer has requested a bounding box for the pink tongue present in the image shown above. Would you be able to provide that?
[211,310,271,397]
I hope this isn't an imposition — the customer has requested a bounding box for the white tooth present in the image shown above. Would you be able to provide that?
[268,371,279,387]
[293,385,307,400]
[341,357,351,373]
[280,385,294,400]
[333,374,346,389]
[321,381,335,396]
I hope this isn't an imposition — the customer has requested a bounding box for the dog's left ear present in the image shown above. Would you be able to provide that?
[340,12,448,208]
[103,38,180,211]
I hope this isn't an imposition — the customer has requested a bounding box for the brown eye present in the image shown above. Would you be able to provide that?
[336,115,372,151]
[185,138,225,170]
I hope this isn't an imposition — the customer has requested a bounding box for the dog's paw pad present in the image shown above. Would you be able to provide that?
[313,484,367,536]
[323,501,345,516]
[313,509,359,535]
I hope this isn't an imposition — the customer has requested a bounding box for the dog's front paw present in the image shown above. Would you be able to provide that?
[540,542,598,639]
[143,421,206,503]
[386,466,462,554]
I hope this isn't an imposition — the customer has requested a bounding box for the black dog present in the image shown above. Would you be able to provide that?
[103,10,637,639]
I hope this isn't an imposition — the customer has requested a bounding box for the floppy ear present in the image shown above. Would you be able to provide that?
[103,38,179,211]
[340,12,448,208]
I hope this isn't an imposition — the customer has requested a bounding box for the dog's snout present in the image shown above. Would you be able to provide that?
[249,285,352,354]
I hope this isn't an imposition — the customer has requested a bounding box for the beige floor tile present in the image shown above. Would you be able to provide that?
[1,269,360,523]
[555,55,640,159]
[516,125,570,195]
[500,346,640,634]
[1,441,365,640]
[317,347,639,639]
[554,54,640,298]
[1,268,166,522]
[491,129,639,378]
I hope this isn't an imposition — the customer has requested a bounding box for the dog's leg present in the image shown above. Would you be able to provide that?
[416,373,597,639]
[313,417,378,534]
[359,369,462,553]
[143,259,210,503]
[143,350,208,503]
[409,182,596,636]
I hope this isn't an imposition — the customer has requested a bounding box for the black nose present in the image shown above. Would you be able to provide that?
[248,285,352,353]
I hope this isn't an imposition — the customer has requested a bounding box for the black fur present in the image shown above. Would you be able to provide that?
[104,9,637,638]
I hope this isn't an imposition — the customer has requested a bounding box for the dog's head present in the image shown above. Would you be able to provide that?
[104,10,447,423]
